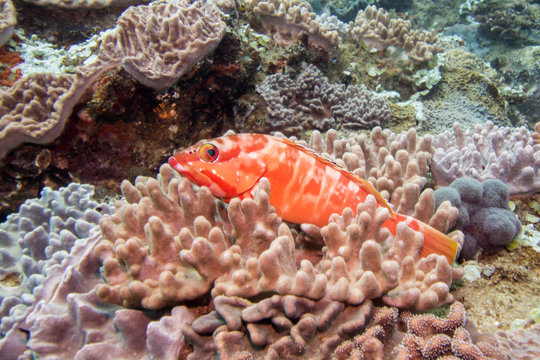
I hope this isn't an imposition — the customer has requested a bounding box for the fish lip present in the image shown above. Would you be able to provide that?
[168,156,212,187]
[168,156,188,174]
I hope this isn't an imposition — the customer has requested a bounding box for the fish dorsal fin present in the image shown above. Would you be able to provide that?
[273,135,396,218]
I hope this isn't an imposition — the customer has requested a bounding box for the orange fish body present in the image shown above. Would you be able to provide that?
[169,133,459,263]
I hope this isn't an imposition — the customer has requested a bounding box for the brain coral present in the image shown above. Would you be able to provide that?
[434,178,521,260]
[98,0,226,89]
[0,73,77,160]
[254,64,391,135]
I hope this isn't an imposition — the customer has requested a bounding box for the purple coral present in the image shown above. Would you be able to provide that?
[432,121,540,197]
[434,178,521,260]
[254,64,390,135]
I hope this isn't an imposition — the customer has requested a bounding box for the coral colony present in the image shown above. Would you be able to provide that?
[1,0,540,359]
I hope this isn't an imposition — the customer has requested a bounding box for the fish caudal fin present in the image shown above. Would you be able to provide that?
[417,221,459,264]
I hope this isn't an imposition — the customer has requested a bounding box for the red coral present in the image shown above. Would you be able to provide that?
[0,46,23,86]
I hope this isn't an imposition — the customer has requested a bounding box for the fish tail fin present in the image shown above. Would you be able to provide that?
[417,221,459,264]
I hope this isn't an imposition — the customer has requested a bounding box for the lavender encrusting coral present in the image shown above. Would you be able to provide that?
[0,183,110,356]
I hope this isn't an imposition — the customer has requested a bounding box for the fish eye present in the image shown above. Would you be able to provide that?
[198,143,219,163]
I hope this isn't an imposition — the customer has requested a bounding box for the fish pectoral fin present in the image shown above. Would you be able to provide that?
[234,157,267,195]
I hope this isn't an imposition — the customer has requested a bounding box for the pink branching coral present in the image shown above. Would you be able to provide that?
[96,162,461,311]
[95,164,280,309]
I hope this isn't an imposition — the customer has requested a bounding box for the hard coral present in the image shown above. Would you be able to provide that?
[432,121,540,197]
[247,0,339,51]
[434,178,521,260]
[350,5,442,64]
[0,73,76,160]
[95,164,281,309]
[394,302,506,360]
[98,0,226,89]
[185,298,508,360]
[307,128,432,210]
[0,183,195,359]
[97,160,461,311]
[304,129,463,248]
[0,0,15,47]
[254,64,391,135]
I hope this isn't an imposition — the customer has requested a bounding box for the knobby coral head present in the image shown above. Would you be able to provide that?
[95,161,462,312]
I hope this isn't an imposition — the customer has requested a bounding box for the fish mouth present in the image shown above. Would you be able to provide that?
[168,156,212,187]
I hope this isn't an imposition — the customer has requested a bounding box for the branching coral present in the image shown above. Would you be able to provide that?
[432,121,540,197]
[307,128,433,210]
[254,64,391,135]
[95,164,281,309]
[97,163,461,311]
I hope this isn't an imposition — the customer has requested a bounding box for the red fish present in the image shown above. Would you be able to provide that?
[169,133,459,263]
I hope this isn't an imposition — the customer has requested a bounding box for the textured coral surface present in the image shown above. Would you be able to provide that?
[96,164,461,311]
[0,0,539,358]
